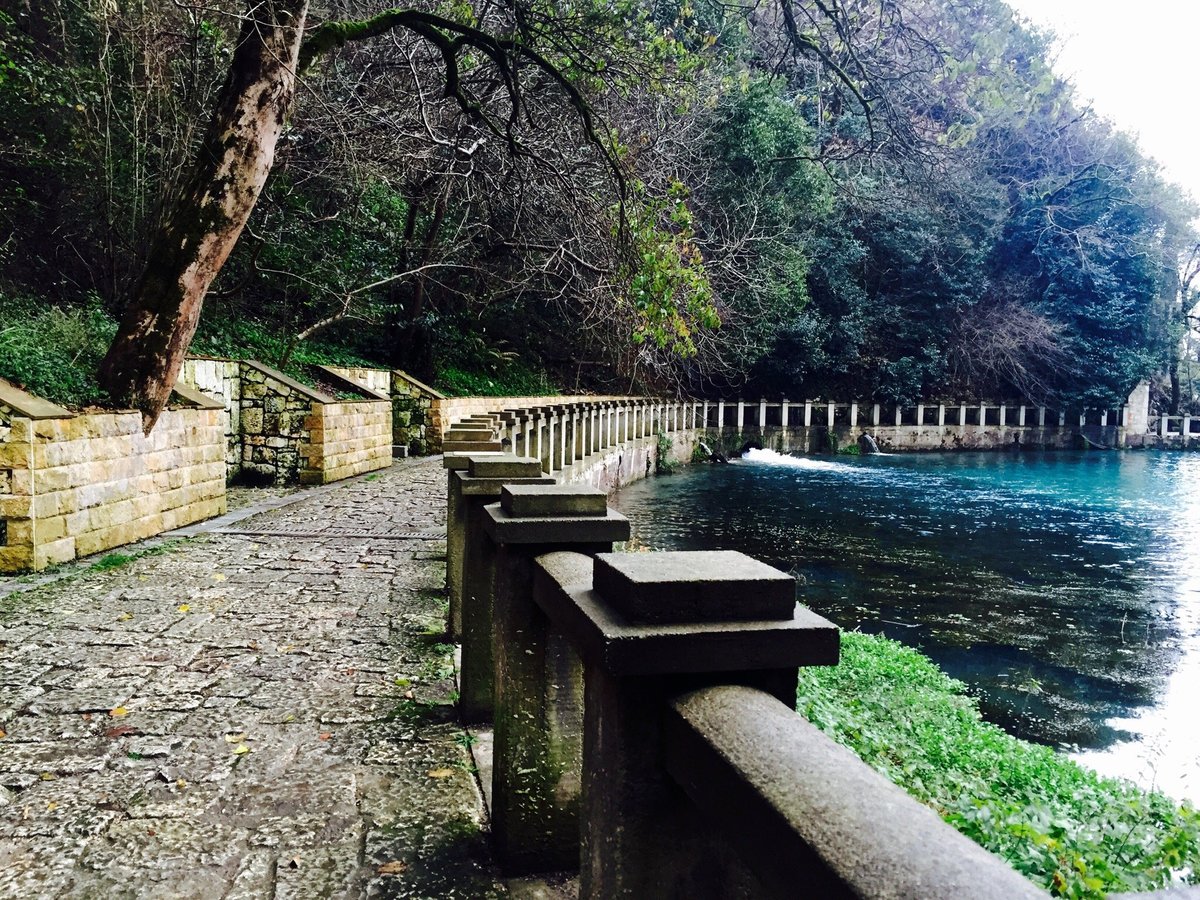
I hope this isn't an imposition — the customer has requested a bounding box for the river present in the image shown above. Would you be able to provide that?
[609,448,1200,804]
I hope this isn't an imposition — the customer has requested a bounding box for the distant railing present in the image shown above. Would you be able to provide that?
[695,398,1130,432]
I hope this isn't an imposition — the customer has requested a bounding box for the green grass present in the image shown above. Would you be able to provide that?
[434,362,557,397]
[0,293,115,408]
[796,632,1200,898]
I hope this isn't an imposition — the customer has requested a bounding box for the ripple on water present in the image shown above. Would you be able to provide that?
[611,449,1200,803]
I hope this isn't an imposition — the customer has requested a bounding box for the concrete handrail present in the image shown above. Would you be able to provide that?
[665,684,1048,899]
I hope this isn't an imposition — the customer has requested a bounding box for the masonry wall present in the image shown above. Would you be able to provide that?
[324,367,441,456]
[181,358,241,471]
[0,407,226,573]
[239,366,315,483]
[300,401,392,484]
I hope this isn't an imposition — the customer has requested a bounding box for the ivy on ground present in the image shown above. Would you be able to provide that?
[796,632,1200,899]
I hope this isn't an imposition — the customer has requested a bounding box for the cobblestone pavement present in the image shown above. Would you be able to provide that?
[0,458,505,899]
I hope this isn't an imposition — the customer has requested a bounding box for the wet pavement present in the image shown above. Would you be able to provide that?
[0,457,504,898]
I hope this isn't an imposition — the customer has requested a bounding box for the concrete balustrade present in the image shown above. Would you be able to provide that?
[454,456,554,721]
[444,470,1059,897]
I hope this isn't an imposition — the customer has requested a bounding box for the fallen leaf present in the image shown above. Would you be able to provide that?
[426,768,456,779]
[39,772,55,781]
[0,729,6,740]
[223,732,246,744]
[176,779,187,790]
[110,706,128,717]
[117,612,133,622]
[177,604,191,613]
[46,801,57,812]
[212,573,226,582]
[318,732,332,741]
[105,725,135,738]
[231,743,251,755]
[376,861,408,876]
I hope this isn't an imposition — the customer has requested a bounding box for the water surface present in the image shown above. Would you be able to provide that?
[610,449,1200,803]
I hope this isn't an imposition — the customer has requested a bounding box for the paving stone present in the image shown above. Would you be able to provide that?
[0,457,503,896]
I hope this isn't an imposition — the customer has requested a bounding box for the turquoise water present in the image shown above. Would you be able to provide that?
[609,449,1200,803]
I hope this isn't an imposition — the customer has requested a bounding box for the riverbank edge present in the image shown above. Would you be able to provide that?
[796,631,1200,899]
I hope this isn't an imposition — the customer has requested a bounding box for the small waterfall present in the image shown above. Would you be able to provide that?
[858,433,881,454]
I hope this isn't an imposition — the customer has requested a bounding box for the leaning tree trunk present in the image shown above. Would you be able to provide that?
[98,1,308,431]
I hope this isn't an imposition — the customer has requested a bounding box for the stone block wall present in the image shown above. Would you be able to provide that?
[300,401,392,484]
[0,396,226,573]
[325,367,443,455]
[238,363,321,484]
[181,358,241,469]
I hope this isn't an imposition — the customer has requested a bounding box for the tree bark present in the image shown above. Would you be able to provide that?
[98,1,308,431]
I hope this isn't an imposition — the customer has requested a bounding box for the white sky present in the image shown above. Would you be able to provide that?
[1004,0,1200,204]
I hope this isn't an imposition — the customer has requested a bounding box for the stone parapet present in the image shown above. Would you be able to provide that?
[0,394,227,573]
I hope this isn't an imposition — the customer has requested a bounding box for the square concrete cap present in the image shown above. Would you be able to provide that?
[443,440,504,452]
[443,451,503,470]
[501,484,607,518]
[468,455,544,478]
[483,503,630,545]
[593,551,795,625]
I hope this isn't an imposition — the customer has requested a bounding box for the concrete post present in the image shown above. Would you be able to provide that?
[1079,412,1087,428]
[737,401,745,430]
[827,402,835,430]
[717,400,725,429]
[978,405,986,429]
[759,399,767,429]
[1100,410,1108,427]
[959,404,967,428]
[895,406,902,427]
[703,400,710,429]
[1038,407,1046,428]
[850,403,858,429]
[566,551,839,898]
[1185,415,1193,439]
[1162,415,1170,437]
[457,457,555,722]
[999,405,1006,428]
[916,404,924,428]
[1059,411,1066,428]
[872,404,880,427]
[1019,406,1026,427]
[486,485,631,875]
[938,404,946,427]
[444,451,503,638]
[781,401,789,428]
[804,401,813,428]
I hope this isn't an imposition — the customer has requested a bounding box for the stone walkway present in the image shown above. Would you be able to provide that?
[0,458,505,899]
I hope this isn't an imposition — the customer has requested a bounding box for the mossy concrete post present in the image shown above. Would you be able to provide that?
[551,551,840,899]
[483,485,630,875]
[458,456,555,723]
[444,451,502,637]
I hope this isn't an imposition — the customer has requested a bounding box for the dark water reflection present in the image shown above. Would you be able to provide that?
[609,449,1200,802]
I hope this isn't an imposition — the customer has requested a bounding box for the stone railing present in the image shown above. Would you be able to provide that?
[442,460,1055,897]
[1142,414,1199,449]
[440,398,704,646]
[699,398,1138,452]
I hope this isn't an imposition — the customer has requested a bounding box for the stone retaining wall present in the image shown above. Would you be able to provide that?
[324,367,442,455]
[180,359,393,485]
[0,385,226,572]
[300,401,392,484]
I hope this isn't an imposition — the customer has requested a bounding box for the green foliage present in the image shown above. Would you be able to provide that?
[797,633,1200,898]
[620,180,719,357]
[0,292,114,407]
[190,317,377,386]
[435,362,558,397]
[654,430,678,473]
